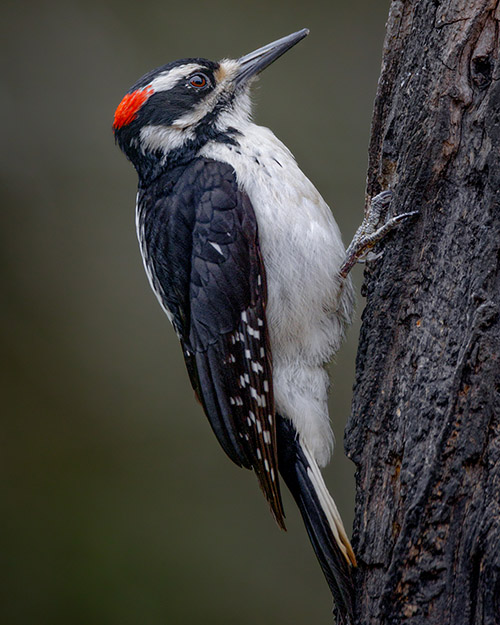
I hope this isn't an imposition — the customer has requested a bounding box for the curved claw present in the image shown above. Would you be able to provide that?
[357,249,385,265]
[339,191,418,279]
[366,189,393,219]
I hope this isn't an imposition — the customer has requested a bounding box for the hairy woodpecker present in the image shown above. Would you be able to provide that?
[113,29,415,622]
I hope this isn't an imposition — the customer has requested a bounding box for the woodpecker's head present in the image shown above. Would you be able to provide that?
[113,29,308,180]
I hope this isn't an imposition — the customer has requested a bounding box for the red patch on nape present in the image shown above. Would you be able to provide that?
[113,86,154,130]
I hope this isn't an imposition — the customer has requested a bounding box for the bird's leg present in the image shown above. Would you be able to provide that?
[339,190,418,280]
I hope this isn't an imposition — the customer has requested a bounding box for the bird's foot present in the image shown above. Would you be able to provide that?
[339,190,418,279]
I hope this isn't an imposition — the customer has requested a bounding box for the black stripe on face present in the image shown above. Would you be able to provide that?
[132,60,219,128]
[139,83,210,127]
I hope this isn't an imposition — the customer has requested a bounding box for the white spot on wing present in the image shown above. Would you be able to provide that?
[247,326,260,339]
[209,241,223,255]
[250,386,266,407]
[251,361,264,373]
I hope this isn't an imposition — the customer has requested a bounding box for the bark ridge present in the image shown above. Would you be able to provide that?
[345,2,500,623]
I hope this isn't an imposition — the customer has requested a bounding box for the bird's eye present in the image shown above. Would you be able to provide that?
[189,73,209,89]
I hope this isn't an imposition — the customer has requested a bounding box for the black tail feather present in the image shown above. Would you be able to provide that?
[276,415,355,623]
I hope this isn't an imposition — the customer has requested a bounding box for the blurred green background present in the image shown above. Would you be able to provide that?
[1,1,389,623]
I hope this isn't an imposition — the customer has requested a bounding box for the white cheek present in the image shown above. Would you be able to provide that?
[172,100,213,128]
[139,124,195,155]
[172,80,238,129]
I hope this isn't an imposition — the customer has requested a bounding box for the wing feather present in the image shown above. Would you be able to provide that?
[138,158,285,528]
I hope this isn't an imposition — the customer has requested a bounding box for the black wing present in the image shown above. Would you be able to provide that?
[137,158,285,528]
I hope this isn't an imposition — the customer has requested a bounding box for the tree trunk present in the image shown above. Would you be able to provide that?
[344,2,500,624]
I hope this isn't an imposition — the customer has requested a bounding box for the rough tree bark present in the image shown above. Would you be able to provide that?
[344,2,500,624]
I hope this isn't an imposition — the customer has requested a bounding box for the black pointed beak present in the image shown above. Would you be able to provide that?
[235,28,309,87]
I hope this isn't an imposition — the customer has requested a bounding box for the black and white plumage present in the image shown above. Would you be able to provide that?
[137,157,285,525]
[114,29,357,621]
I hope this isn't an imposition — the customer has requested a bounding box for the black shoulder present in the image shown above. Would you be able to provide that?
[137,158,259,349]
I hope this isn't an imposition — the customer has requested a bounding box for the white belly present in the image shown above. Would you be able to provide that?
[200,123,354,465]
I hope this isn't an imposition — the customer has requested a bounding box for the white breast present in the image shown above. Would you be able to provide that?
[200,123,354,465]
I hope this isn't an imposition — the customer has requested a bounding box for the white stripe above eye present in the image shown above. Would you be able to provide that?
[149,63,203,93]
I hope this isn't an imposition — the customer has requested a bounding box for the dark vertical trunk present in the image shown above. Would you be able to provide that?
[344,2,500,624]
